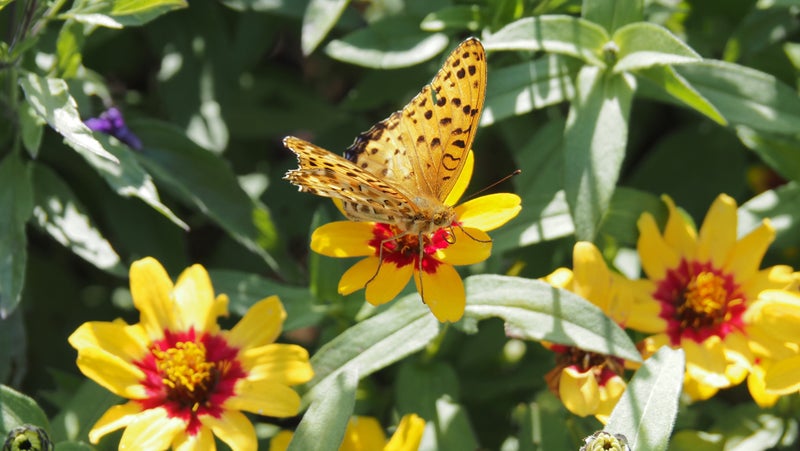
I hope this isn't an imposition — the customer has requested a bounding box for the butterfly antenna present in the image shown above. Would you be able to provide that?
[463,169,521,201]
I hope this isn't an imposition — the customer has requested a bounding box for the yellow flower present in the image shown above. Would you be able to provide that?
[630,194,796,400]
[68,257,313,451]
[269,414,425,451]
[311,151,521,322]
[542,242,634,423]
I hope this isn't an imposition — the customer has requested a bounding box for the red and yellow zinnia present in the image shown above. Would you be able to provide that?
[311,151,521,323]
[68,257,313,450]
[629,194,797,401]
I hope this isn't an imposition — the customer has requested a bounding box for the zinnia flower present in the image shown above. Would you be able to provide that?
[68,257,313,450]
[542,242,634,423]
[630,194,796,400]
[311,151,521,322]
[85,106,143,150]
[269,414,425,451]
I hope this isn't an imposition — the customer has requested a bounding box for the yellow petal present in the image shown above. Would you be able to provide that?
[745,290,800,343]
[435,227,491,265]
[624,280,666,334]
[228,296,286,349]
[683,337,731,388]
[268,430,294,451]
[764,354,800,394]
[172,264,225,334]
[571,242,612,310]
[118,407,186,451]
[385,414,426,451]
[130,257,176,338]
[341,416,387,451]
[637,213,680,282]
[559,366,600,417]
[173,426,216,451]
[454,193,521,231]
[89,402,142,444]
[415,264,465,322]
[365,260,414,306]
[69,322,149,363]
[202,410,257,451]
[444,149,474,206]
[724,220,775,283]
[748,362,779,408]
[311,222,376,257]
[239,344,313,386]
[226,380,301,417]
[661,195,697,259]
[338,257,412,304]
[697,194,737,268]
[75,347,147,399]
[544,267,574,290]
[742,265,795,299]
[683,378,719,401]
[595,375,626,424]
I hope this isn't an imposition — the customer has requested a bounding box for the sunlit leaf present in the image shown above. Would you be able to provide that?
[62,0,187,28]
[288,369,357,451]
[301,0,350,55]
[464,275,642,362]
[606,346,685,451]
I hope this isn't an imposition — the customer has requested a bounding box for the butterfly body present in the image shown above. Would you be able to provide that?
[284,37,486,236]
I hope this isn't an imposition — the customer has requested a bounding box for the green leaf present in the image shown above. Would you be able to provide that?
[131,119,283,272]
[483,15,610,67]
[0,155,33,317]
[582,0,643,33]
[432,397,479,451]
[53,442,94,451]
[0,385,50,437]
[598,188,668,248]
[55,20,85,79]
[564,67,634,241]
[421,5,483,32]
[219,0,306,16]
[325,18,449,69]
[49,380,120,443]
[491,119,574,252]
[738,182,800,249]
[396,361,459,420]
[302,294,440,404]
[612,22,700,73]
[209,270,323,332]
[31,164,125,276]
[636,65,726,125]
[480,54,579,126]
[62,0,188,28]
[464,275,642,362]
[723,7,799,62]
[308,207,346,303]
[19,74,117,164]
[0,310,26,385]
[675,60,800,135]
[18,74,185,229]
[301,0,350,55]
[605,346,685,451]
[18,99,44,159]
[288,369,357,451]
[736,126,800,184]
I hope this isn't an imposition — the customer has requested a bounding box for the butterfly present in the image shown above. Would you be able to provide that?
[284,37,486,236]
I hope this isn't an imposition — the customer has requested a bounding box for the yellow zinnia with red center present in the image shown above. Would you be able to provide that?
[630,194,796,400]
[542,242,636,422]
[311,151,521,323]
[68,257,313,450]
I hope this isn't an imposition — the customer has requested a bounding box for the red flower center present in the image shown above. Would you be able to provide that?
[369,223,453,273]
[134,328,246,435]
[654,260,746,345]
[545,344,625,392]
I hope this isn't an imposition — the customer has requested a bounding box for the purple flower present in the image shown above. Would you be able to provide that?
[85,107,142,151]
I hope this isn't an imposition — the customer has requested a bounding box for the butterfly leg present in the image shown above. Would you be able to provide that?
[363,229,411,289]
